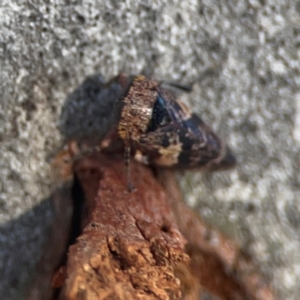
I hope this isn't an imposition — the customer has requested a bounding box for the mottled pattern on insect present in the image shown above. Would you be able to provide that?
[118,75,236,172]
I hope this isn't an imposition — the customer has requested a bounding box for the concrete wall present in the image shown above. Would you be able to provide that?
[1,1,299,299]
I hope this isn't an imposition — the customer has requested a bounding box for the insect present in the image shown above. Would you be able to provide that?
[117,75,235,171]
[56,74,236,190]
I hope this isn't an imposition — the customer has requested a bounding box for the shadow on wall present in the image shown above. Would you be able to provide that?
[0,196,54,299]
[59,73,126,144]
[0,183,76,300]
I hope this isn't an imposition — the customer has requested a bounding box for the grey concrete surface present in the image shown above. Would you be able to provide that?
[0,1,299,299]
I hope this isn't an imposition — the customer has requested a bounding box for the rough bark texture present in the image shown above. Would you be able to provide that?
[57,154,189,300]
[1,1,300,299]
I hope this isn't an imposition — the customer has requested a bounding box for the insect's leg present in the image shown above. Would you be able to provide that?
[124,132,135,192]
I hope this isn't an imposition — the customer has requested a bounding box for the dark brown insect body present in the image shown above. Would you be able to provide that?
[117,75,236,172]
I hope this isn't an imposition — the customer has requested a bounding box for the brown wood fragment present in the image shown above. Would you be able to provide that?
[28,151,274,300]
[57,153,190,300]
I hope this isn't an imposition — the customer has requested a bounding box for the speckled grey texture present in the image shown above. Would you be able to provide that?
[0,1,299,299]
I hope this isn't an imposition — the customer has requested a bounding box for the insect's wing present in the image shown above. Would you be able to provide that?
[138,114,236,171]
[178,113,236,171]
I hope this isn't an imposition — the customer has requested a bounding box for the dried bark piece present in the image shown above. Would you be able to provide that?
[57,153,190,300]
[29,151,274,300]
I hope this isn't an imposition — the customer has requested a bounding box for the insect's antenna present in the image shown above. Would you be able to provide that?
[125,130,134,192]
[161,81,193,93]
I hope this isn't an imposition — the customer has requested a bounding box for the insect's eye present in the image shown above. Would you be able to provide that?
[147,95,171,132]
